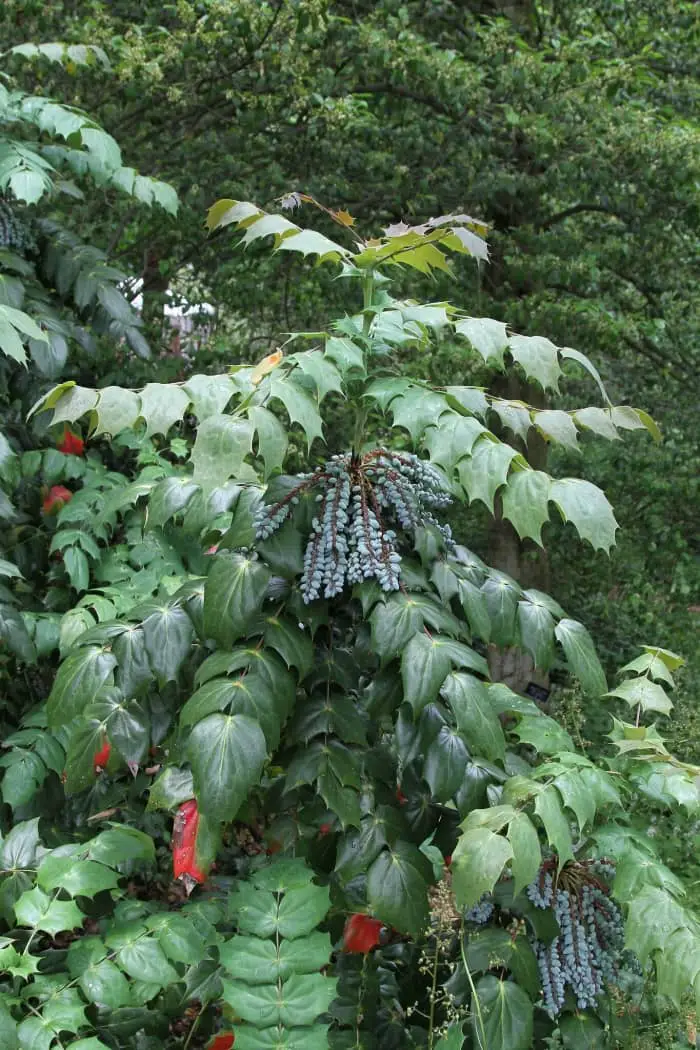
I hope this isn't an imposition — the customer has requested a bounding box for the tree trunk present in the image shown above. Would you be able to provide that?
[486,373,551,695]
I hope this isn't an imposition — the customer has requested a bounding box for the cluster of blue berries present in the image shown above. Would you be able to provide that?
[0,200,37,253]
[527,858,624,1016]
[254,449,453,603]
[465,894,494,924]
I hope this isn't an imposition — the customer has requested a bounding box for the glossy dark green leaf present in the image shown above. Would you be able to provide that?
[146,476,198,529]
[0,818,40,868]
[47,646,117,727]
[141,604,193,684]
[14,886,83,935]
[87,825,155,866]
[517,599,555,671]
[441,673,505,762]
[458,580,491,643]
[555,618,607,696]
[424,726,469,801]
[451,828,513,910]
[0,603,36,663]
[559,1014,606,1050]
[38,855,119,898]
[533,786,573,867]
[0,749,46,808]
[507,813,542,896]
[370,594,424,662]
[263,616,313,678]
[147,767,195,811]
[472,975,533,1050]
[481,575,519,648]
[401,632,452,715]
[203,553,271,649]
[367,841,431,937]
[188,713,267,823]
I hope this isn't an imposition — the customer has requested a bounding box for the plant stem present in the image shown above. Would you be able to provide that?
[459,921,487,1050]
[427,934,441,1050]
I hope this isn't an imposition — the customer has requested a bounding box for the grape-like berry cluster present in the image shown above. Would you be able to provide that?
[255,449,453,602]
[527,858,623,1016]
[0,199,38,253]
[465,894,494,925]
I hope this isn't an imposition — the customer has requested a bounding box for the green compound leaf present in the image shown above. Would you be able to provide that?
[517,598,556,671]
[190,414,255,494]
[400,632,452,715]
[441,672,505,762]
[46,646,117,727]
[188,713,267,823]
[455,317,508,367]
[473,975,534,1050]
[451,828,513,910]
[277,884,331,939]
[367,841,431,937]
[37,856,119,898]
[508,334,561,392]
[550,477,618,553]
[67,937,131,1010]
[14,886,83,935]
[203,553,271,649]
[501,469,551,545]
[606,676,673,715]
[233,1026,330,1050]
[458,436,518,512]
[555,618,607,697]
[142,604,193,684]
[534,785,574,867]
[507,812,542,896]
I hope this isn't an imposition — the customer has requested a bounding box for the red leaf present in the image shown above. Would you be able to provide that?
[173,799,207,884]
[93,739,111,773]
[42,485,73,515]
[208,1033,235,1050]
[57,428,85,456]
[342,914,384,954]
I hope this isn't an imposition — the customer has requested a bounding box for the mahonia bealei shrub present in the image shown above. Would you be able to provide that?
[527,858,624,1015]
[0,197,38,253]
[255,448,453,602]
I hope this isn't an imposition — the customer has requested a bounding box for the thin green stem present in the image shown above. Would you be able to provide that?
[427,934,441,1050]
[459,921,487,1050]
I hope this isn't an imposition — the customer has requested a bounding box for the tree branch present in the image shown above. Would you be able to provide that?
[536,203,629,231]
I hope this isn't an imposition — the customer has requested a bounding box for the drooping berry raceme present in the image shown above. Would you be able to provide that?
[465,893,495,925]
[172,799,207,887]
[342,914,385,954]
[0,199,38,253]
[255,449,453,603]
[527,858,625,1016]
